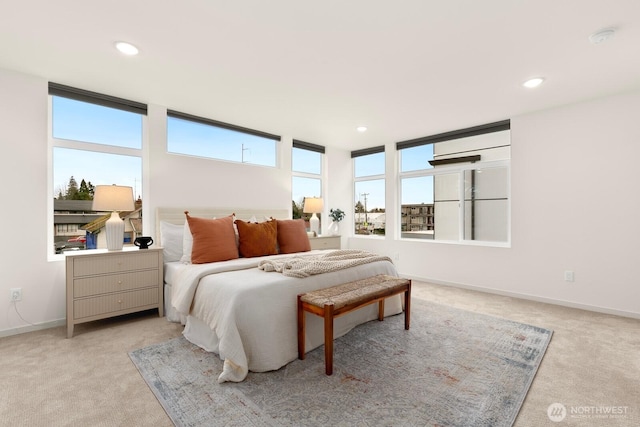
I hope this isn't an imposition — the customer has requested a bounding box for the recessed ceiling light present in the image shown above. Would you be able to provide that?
[589,28,616,45]
[522,77,545,89]
[115,41,139,56]
[356,126,368,132]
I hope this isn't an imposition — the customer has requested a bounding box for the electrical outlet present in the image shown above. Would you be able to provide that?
[564,271,575,282]
[10,288,22,302]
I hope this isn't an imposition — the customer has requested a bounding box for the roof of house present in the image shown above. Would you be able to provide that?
[55,214,104,225]
[53,199,95,212]
[81,208,142,233]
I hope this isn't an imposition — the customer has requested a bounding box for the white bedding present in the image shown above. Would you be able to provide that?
[168,250,402,383]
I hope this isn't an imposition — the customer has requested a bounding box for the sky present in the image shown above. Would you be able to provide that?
[52,96,433,211]
[52,97,143,198]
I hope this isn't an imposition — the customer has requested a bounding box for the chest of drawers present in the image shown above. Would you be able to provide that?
[65,247,163,338]
[309,235,341,250]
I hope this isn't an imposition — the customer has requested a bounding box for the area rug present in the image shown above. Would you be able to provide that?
[129,299,552,427]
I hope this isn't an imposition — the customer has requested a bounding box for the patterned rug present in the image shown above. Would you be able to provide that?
[129,299,552,427]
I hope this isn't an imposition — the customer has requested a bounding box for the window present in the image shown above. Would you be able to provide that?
[292,140,324,221]
[167,110,279,167]
[352,147,385,235]
[397,121,510,243]
[49,83,145,254]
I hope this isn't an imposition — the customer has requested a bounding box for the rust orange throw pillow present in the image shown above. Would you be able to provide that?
[185,212,239,264]
[235,219,278,258]
[276,219,311,254]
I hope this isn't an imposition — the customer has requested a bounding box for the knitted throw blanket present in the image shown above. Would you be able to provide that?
[258,249,393,278]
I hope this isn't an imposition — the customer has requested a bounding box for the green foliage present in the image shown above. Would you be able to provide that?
[59,176,95,200]
[76,179,95,200]
[292,200,303,219]
[329,208,345,222]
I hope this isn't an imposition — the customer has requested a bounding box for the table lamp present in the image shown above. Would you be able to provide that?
[92,185,135,251]
[303,197,323,236]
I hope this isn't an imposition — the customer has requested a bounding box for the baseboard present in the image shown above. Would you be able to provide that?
[402,274,640,320]
[0,318,65,338]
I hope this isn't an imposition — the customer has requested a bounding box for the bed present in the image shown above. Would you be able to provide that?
[156,207,403,383]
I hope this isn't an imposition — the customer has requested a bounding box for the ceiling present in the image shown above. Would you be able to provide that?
[1,1,639,150]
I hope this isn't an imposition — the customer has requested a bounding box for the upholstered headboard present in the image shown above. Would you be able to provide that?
[155,207,290,247]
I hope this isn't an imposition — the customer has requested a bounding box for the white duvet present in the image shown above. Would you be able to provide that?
[169,250,402,383]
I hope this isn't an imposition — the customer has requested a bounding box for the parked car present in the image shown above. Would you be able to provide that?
[67,235,87,243]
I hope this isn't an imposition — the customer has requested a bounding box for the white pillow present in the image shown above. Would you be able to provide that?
[160,221,184,262]
[180,220,193,263]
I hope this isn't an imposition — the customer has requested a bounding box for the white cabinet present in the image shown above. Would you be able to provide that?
[309,235,341,250]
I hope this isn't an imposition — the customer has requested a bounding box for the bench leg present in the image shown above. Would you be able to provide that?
[404,282,411,330]
[324,304,334,375]
[297,295,305,360]
[378,299,385,321]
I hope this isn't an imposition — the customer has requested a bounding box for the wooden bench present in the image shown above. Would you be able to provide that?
[297,274,411,375]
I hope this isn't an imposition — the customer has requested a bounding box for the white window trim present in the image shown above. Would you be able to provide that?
[291,146,324,221]
[398,158,511,247]
[47,95,146,260]
[353,168,386,239]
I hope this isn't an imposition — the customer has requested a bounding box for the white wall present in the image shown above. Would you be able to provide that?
[0,69,67,335]
[324,145,352,246]
[1,67,638,338]
[0,69,297,337]
[349,90,640,318]
[144,104,293,242]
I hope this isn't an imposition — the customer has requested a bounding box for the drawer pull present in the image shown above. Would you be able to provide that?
[117,299,123,304]
[118,280,122,285]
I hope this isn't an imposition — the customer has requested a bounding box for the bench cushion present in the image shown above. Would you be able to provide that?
[299,274,410,310]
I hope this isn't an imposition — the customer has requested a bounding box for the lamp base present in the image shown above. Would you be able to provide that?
[105,211,125,251]
[310,213,320,236]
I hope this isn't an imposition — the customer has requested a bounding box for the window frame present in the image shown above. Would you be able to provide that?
[48,84,146,259]
[166,110,280,167]
[397,121,511,247]
[352,146,386,237]
[291,139,325,220]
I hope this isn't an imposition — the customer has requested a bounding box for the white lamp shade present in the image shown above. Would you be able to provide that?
[303,197,323,214]
[92,185,135,212]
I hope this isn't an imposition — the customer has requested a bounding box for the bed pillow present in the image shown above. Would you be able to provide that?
[235,218,278,258]
[181,215,222,263]
[180,220,194,263]
[159,221,183,262]
[185,212,239,264]
[276,219,311,254]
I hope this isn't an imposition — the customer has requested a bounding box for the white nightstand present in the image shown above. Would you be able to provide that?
[309,235,341,250]
[65,247,164,338]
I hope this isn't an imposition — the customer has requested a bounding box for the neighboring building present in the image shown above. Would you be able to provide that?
[355,212,386,235]
[53,198,143,252]
[401,203,434,239]
[53,200,103,252]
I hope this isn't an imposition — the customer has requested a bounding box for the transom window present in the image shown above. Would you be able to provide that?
[167,110,279,167]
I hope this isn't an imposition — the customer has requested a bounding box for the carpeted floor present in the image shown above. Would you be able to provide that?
[129,299,552,427]
[1,280,638,426]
